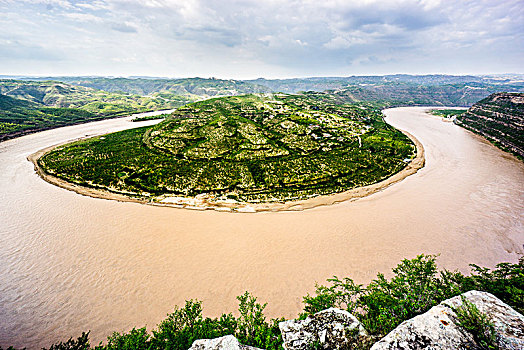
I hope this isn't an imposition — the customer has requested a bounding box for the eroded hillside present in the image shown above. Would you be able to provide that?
[455,92,524,158]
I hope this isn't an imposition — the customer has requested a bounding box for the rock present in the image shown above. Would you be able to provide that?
[189,335,262,350]
[279,307,367,349]
[371,290,524,350]
[455,92,524,158]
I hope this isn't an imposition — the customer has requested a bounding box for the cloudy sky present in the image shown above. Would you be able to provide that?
[0,0,522,78]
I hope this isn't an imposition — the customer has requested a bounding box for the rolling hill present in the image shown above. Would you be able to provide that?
[38,93,415,205]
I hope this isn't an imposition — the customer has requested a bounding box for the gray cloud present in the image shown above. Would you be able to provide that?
[0,39,62,61]
[111,22,138,33]
[0,0,522,77]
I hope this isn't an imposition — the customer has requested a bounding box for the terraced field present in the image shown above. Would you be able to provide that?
[38,93,415,204]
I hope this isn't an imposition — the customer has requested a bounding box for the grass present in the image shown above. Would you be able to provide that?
[453,296,499,350]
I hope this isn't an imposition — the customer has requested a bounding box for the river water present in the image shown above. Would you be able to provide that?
[0,107,522,349]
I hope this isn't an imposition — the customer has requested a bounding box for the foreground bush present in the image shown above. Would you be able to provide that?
[453,296,499,350]
[4,254,519,350]
[302,254,523,338]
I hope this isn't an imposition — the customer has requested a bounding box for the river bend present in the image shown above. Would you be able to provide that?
[0,107,522,349]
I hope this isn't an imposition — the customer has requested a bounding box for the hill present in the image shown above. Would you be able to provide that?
[330,83,522,107]
[0,79,189,113]
[26,77,271,97]
[455,92,524,158]
[247,75,524,106]
[0,80,192,141]
[0,94,103,141]
[44,75,524,107]
[37,93,415,206]
[5,75,524,143]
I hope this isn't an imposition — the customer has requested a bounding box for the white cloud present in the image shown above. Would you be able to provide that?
[75,1,110,11]
[0,0,522,77]
[323,36,366,49]
[62,12,104,22]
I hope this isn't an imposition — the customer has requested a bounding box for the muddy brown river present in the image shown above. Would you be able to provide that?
[0,107,522,349]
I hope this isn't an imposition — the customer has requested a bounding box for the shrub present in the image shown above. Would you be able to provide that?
[26,254,523,350]
[456,256,524,315]
[235,291,284,350]
[303,254,461,335]
[302,254,523,338]
[453,296,499,350]
[98,328,152,350]
[42,332,90,350]
[152,299,236,349]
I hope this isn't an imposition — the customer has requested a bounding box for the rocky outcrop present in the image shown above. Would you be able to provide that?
[279,307,367,349]
[455,92,524,158]
[371,291,524,350]
[189,335,262,350]
[188,291,523,350]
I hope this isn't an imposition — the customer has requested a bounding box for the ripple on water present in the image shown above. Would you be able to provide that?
[0,108,523,349]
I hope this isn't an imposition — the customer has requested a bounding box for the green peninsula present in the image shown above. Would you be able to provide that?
[38,93,415,204]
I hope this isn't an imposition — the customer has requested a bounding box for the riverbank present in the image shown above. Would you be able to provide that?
[0,108,177,143]
[4,106,523,349]
[28,112,425,213]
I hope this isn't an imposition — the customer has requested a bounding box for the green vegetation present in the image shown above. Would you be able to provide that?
[0,80,190,112]
[35,292,282,350]
[4,76,523,143]
[44,332,90,350]
[29,75,524,108]
[453,296,499,350]
[132,113,171,122]
[38,93,415,203]
[301,254,523,348]
[455,92,524,159]
[430,109,465,118]
[302,255,457,336]
[0,80,195,141]
[52,77,271,97]
[3,254,518,350]
[0,94,104,141]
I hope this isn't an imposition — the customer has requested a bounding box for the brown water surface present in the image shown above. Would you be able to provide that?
[0,107,522,349]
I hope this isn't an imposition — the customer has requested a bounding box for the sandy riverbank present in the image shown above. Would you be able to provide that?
[6,107,524,349]
[28,116,425,213]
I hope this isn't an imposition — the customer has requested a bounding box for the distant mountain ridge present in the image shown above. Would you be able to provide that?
[328,83,516,107]
[0,80,188,141]
[10,77,271,96]
[0,79,185,111]
[2,75,524,143]
[17,75,523,107]
[10,74,524,95]
[247,74,524,93]
[0,93,101,141]
[455,92,524,158]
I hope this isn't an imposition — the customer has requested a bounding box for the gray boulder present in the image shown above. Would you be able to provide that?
[371,290,524,350]
[189,335,262,350]
[279,307,367,349]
